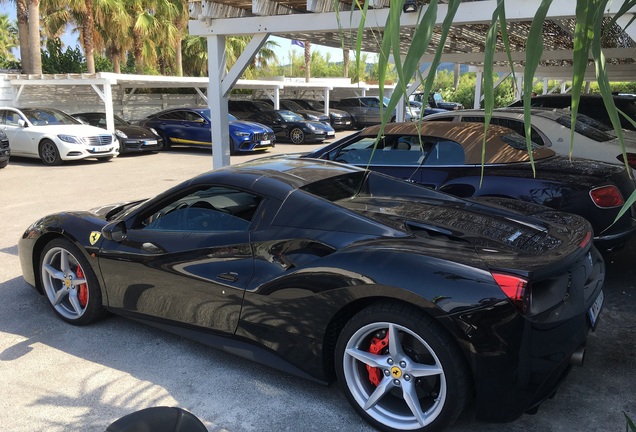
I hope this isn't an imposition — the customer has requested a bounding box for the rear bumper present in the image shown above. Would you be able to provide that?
[594,219,636,251]
[460,247,605,422]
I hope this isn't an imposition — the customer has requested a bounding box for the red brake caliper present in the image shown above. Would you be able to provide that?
[75,265,88,307]
[366,330,389,387]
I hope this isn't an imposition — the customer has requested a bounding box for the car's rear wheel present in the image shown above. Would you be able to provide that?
[159,132,171,150]
[39,239,107,325]
[335,303,469,432]
[289,128,305,144]
[39,139,62,166]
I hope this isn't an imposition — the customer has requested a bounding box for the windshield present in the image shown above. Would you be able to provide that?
[303,100,323,110]
[279,110,304,122]
[282,100,305,111]
[22,108,81,126]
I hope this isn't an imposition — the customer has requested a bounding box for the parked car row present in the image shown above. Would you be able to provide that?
[0,104,323,166]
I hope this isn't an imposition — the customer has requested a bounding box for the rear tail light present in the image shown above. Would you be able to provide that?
[589,185,624,208]
[578,231,593,248]
[616,152,636,169]
[492,273,530,314]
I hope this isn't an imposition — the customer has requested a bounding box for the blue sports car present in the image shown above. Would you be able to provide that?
[139,108,275,154]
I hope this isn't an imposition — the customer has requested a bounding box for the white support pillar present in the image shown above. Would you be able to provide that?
[90,83,115,133]
[208,35,230,170]
[516,75,523,100]
[543,78,548,94]
[474,69,483,109]
[585,81,591,93]
[273,87,280,109]
[323,89,330,115]
[395,92,405,122]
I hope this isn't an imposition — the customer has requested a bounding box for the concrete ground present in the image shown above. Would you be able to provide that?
[0,135,634,432]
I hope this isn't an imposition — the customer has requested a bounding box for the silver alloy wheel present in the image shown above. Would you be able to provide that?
[289,128,305,144]
[41,246,89,320]
[342,321,447,431]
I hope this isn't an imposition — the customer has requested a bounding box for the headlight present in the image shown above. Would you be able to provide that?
[149,128,159,136]
[115,129,128,138]
[233,131,250,137]
[57,134,82,144]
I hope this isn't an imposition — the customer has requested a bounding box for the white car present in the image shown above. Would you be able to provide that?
[423,107,636,168]
[0,107,118,166]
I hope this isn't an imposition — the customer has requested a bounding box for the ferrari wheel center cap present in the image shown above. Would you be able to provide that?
[390,366,403,379]
[64,277,72,288]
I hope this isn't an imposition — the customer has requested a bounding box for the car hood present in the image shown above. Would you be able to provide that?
[116,124,159,138]
[27,124,112,136]
[306,121,334,131]
[231,120,274,133]
[341,195,591,274]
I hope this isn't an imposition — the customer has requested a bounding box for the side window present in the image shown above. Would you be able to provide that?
[158,111,185,121]
[0,110,6,125]
[424,141,465,165]
[184,111,206,123]
[333,136,425,165]
[140,186,262,232]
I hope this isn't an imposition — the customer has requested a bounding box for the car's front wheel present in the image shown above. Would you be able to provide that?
[335,303,469,432]
[39,139,62,166]
[39,239,107,325]
[289,128,305,144]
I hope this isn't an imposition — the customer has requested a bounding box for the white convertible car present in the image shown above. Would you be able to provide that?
[0,107,118,165]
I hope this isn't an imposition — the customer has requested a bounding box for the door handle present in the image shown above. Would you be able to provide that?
[217,272,239,282]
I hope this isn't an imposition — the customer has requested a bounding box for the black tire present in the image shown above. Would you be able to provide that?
[0,160,7,169]
[229,138,237,156]
[158,132,171,150]
[335,302,469,432]
[289,127,305,144]
[39,139,63,166]
[39,238,107,325]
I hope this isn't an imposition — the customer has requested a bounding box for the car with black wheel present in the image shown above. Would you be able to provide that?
[508,93,636,131]
[0,107,118,166]
[332,96,411,128]
[423,107,636,167]
[304,121,636,251]
[285,98,354,130]
[246,109,335,144]
[73,112,163,154]
[257,98,331,124]
[19,157,604,432]
[138,108,275,154]
[0,129,9,169]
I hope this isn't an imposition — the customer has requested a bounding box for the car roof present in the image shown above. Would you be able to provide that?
[359,122,555,164]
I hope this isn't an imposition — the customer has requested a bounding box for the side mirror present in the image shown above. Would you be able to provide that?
[102,221,127,242]
[18,119,26,127]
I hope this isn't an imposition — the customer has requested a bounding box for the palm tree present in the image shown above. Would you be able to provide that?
[27,0,42,73]
[0,13,18,61]
[304,41,311,82]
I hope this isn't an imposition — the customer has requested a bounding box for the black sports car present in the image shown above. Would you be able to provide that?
[304,121,636,251]
[73,112,163,154]
[246,109,335,144]
[285,98,354,130]
[18,158,604,432]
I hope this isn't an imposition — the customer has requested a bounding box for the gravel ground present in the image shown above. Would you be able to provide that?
[0,136,634,431]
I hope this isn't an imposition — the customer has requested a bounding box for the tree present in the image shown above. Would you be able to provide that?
[16,0,31,72]
[0,13,18,62]
[27,0,42,73]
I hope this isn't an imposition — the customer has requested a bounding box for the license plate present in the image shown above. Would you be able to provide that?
[143,140,158,145]
[260,140,271,145]
[588,290,604,330]
[92,147,110,153]
[327,132,335,137]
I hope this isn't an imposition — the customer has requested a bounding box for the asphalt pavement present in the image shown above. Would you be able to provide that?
[0,137,634,431]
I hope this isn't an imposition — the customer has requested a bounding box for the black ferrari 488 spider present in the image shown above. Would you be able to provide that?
[19,157,604,432]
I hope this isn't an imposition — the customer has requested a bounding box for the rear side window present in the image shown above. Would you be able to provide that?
[462,116,546,146]
[556,116,613,142]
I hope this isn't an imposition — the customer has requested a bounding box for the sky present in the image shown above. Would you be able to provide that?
[0,4,346,64]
